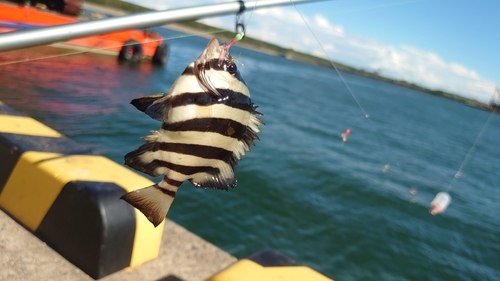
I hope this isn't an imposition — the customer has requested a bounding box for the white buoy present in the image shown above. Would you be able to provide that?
[429,192,451,215]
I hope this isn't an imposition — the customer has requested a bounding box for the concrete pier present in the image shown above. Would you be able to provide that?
[0,210,236,281]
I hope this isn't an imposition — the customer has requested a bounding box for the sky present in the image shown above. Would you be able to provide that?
[124,0,499,103]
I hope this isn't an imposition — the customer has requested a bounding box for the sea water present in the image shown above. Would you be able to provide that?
[0,28,499,280]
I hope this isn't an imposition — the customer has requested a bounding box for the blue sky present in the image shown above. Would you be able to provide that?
[124,0,499,102]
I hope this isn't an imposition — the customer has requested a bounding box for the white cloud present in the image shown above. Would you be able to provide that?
[314,14,329,28]
[312,14,344,37]
[124,0,496,102]
[361,44,494,101]
[450,63,479,79]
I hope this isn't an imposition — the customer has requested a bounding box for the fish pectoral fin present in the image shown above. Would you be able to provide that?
[120,184,176,227]
[189,164,236,191]
[130,93,170,121]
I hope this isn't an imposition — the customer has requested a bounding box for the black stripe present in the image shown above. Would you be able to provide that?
[181,59,246,84]
[204,58,246,85]
[169,91,252,111]
[155,184,176,197]
[162,176,183,188]
[181,59,225,75]
[162,118,247,139]
[151,159,219,176]
[154,142,237,167]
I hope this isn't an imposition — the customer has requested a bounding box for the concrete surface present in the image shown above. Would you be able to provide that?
[0,210,237,281]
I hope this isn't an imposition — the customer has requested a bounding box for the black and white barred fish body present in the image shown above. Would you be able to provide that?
[121,38,263,227]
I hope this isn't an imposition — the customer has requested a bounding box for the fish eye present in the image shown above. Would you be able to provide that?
[225,62,237,75]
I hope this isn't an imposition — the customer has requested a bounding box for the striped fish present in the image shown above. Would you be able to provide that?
[121,38,264,227]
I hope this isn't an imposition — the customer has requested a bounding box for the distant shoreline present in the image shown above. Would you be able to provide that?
[83,1,497,113]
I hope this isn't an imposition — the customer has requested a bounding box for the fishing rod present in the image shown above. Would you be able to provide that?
[0,0,329,53]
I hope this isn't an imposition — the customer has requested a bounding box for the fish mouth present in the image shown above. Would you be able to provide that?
[201,37,236,64]
[196,38,225,64]
[194,38,235,100]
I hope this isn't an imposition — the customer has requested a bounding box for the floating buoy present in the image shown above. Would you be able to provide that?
[429,192,451,215]
[341,128,351,142]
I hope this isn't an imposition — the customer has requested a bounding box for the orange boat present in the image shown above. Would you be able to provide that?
[0,1,168,64]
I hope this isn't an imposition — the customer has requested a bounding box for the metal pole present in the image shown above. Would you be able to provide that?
[0,0,327,52]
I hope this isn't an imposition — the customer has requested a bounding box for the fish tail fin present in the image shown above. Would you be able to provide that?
[120,184,176,227]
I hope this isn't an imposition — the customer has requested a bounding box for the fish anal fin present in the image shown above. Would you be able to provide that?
[124,140,164,177]
[189,164,236,191]
[120,185,175,227]
[131,94,170,121]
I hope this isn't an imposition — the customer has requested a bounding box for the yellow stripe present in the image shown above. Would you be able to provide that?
[0,115,61,137]
[0,152,65,231]
[207,259,333,281]
[0,151,163,267]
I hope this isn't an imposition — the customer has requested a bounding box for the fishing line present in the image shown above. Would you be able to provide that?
[289,0,401,172]
[288,0,369,119]
[287,0,496,215]
[244,0,259,27]
[429,87,498,215]
[445,88,498,193]
[0,30,228,66]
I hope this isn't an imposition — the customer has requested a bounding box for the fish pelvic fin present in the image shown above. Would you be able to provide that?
[120,184,176,227]
[130,93,170,121]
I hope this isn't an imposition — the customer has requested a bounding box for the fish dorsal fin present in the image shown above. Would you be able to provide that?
[130,93,170,121]
[189,163,236,191]
[230,107,264,162]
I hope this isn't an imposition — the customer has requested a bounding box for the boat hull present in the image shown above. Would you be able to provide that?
[0,2,164,62]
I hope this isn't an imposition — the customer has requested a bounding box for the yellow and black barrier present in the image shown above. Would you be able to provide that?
[207,249,333,281]
[0,101,164,279]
